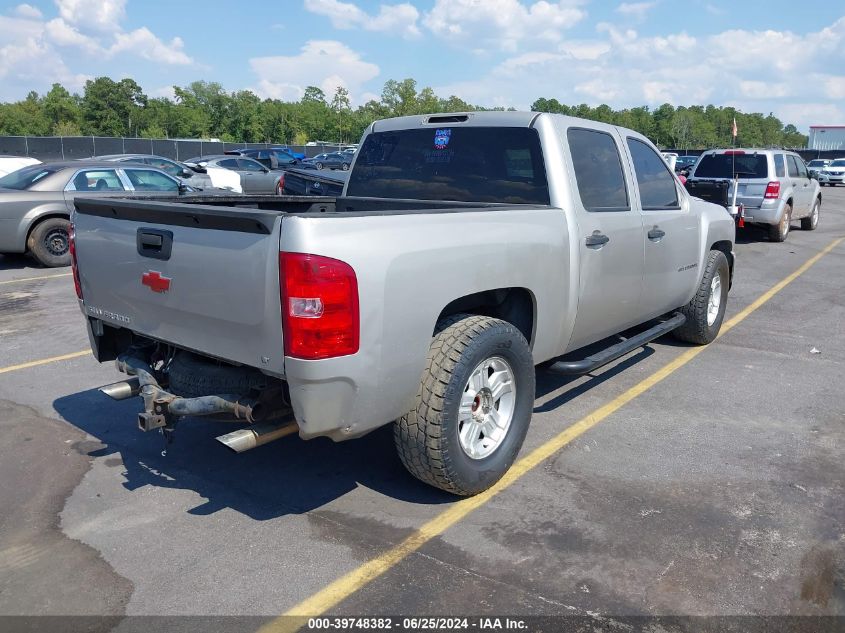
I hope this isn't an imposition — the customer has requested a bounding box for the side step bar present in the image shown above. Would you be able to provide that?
[548,312,686,376]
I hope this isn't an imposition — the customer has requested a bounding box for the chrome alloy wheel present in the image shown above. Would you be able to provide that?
[458,356,516,460]
[707,274,722,326]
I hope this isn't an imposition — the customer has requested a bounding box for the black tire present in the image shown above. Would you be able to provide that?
[315,162,323,170]
[801,197,820,230]
[27,217,71,267]
[167,352,268,398]
[341,163,349,171]
[673,250,729,345]
[768,203,791,242]
[394,314,535,496]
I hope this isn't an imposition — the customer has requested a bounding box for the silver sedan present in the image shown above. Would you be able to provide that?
[184,155,283,194]
[0,161,189,267]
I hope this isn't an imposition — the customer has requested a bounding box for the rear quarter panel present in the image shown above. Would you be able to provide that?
[280,207,571,439]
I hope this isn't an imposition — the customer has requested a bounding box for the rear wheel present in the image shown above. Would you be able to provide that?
[341,163,349,171]
[394,314,535,496]
[769,203,791,242]
[673,250,729,345]
[801,198,820,230]
[27,217,71,267]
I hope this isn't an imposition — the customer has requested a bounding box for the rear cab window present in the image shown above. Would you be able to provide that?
[694,152,769,179]
[566,128,629,212]
[346,126,550,204]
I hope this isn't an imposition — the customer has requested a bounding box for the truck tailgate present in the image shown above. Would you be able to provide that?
[73,199,286,376]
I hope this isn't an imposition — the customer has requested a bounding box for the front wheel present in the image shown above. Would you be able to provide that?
[673,250,729,345]
[27,217,71,267]
[801,198,820,230]
[394,314,535,496]
[315,162,323,170]
[341,163,349,171]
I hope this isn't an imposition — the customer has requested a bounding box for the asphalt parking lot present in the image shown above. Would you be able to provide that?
[0,190,843,631]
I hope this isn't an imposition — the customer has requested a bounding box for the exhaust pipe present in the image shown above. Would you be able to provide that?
[216,421,299,453]
[100,377,141,401]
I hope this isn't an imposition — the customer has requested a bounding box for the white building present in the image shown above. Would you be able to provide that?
[808,126,845,151]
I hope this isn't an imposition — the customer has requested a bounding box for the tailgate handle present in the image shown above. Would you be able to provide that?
[137,228,173,261]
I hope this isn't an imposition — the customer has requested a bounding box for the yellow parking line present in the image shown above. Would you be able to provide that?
[0,272,72,286]
[262,235,844,632]
[0,350,90,375]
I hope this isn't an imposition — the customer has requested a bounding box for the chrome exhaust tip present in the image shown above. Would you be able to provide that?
[216,421,298,453]
[100,377,141,401]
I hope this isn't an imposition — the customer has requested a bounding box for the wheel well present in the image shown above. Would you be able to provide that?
[25,213,69,250]
[710,240,734,287]
[436,287,535,346]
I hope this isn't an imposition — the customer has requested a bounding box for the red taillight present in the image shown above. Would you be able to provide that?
[277,172,285,193]
[280,252,359,360]
[69,222,82,300]
[764,181,781,199]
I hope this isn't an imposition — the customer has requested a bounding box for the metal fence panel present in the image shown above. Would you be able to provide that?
[61,137,94,159]
[24,136,63,160]
[93,137,123,156]
[0,136,28,157]
[124,138,155,155]
[151,140,177,159]
[176,141,202,161]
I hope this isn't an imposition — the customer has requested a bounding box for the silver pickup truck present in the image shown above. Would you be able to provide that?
[73,111,735,496]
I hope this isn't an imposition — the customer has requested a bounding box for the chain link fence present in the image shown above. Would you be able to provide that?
[0,136,348,162]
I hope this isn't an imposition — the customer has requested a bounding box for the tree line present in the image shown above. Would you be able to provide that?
[0,76,808,149]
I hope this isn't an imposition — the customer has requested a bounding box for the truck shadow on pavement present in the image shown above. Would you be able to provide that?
[52,340,662,521]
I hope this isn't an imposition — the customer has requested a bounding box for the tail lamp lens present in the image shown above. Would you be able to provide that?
[764,181,781,199]
[280,252,359,360]
[69,222,82,300]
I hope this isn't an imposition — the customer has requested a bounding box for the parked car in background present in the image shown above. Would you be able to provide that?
[94,154,240,193]
[0,161,190,267]
[272,145,306,160]
[817,158,845,186]
[806,159,830,179]
[282,167,348,196]
[184,155,283,194]
[686,149,821,241]
[303,151,352,170]
[0,155,41,177]
[674,155,698,175]
[223,148,303,171]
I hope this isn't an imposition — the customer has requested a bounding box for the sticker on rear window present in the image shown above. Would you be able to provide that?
[434,128,451,149]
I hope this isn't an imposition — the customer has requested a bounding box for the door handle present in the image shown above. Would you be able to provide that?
[648,227,666,241]
[585,232,610,248]
[137,228,173,260]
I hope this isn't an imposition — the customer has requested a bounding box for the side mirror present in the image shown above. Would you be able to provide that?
[177,181,189,195]
[180,167,193,178]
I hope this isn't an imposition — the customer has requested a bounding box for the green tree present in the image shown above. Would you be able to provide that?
[82,77,147,136]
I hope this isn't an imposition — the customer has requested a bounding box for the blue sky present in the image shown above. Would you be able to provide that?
[1,0,844,131]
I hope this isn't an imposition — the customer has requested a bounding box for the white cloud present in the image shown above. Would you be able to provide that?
[250,40,380,103]
[304,0,420,38]
[110,27,193,64]
[13,4,42,19]
[424,0,587,52]
[616,2,657,20]
[45,18,102,53]
[433,16,845,133]
[55,0,126,32]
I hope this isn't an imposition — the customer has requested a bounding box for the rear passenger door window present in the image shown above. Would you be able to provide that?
[124,169,179,192]
[774,154,786,177]
[787,155,800,178]
[67,169,125,192]
[626,138,679,209]
[567,128,629,211]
